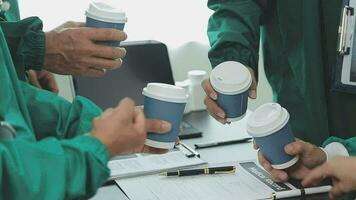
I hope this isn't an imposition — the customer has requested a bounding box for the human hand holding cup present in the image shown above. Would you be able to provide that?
[256,139,327,182]
[203,61,256,124]
[142,83,188,149]
[248,103,299,171]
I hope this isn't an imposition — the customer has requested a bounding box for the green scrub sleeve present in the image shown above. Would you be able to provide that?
[0,134,110,199]
[20,82,103,140]
[207,0,263,76]
[0,17,45,74]
[323,137,356,156]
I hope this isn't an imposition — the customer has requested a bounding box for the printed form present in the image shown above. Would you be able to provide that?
[115,162,292,200]
[109,150,206,180]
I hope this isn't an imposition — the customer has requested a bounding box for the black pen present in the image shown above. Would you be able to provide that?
[160,166,236,177]
[194,137,252,149]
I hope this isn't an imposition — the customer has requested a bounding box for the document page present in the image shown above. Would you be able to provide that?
[115,162,293,200]
[108,150,206,180]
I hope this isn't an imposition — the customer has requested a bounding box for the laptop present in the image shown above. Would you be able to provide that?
[70,40,202,139]
[70,40,174,107]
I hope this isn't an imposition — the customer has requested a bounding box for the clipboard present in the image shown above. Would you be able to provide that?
[333,0,356,93]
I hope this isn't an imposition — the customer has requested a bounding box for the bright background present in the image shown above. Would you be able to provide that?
[18,0,272,109]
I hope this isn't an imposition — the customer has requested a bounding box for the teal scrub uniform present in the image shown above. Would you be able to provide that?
[0,0,45,80]
[207,0,356,150]
[0,1,111,199]
[0,25,110,199]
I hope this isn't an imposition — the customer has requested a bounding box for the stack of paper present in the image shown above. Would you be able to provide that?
[108,150,206,180]
[115,161,331,200]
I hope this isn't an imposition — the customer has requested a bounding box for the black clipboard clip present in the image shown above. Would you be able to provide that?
[174,142,200,158]
[338,5,354,55]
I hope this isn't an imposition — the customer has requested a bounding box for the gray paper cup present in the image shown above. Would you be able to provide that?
[143,83,189,149]
[247,103,299,169]
[85,1,127,46]
[210,61,252,122]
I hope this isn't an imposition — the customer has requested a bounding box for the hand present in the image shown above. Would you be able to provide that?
[202,66,257,124]
[143,118,173,154]
[302,157,356,200]
[136,105,179,151]
[27,70,59,94]
[91,98,172,157]
[255,139,326,182]
[44,21,127,77]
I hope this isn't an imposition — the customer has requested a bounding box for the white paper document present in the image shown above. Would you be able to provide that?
[116,161,331,200]
[108,149,206,180]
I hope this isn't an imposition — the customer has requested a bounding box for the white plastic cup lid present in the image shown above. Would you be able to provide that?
[86,1,127,23]
[143,83,189,103]
[247,103,290,137]
[210,61,252,95]
[188,70,207,82]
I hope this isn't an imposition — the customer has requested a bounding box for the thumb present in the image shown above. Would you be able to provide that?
[284,141,307,156]
[146,119,172,133]
[201,79,217,100]
[247,67,257,99]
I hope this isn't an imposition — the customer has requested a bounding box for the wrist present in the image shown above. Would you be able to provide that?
[43,31,60,70]
[87,132,114,158]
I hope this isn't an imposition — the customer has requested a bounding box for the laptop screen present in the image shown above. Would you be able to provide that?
[72,40,175,109]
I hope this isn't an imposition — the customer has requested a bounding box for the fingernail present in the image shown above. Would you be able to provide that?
[161,122,172,131]
[210,93,217,100]
[249,90,257,99]
[285,144,293,153]
[217,112,225,118]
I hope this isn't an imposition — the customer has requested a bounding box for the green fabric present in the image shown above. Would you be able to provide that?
[0,0,45,80]
[323,137,356,157]
[0,25,110,199]
[0,0,20,21]
[207,0,356,146]
[0,17,45,80]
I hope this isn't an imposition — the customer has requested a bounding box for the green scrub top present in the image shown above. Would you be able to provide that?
[0,25,110,199]
[207,0,356,147]
[0,0,45,80]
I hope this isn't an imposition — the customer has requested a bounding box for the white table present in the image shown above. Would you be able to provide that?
[91,111,332,200]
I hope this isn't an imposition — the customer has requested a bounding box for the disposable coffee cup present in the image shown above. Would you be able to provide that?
[143,83,189,149]
[247,103,299,169]
[210,61,252,122]
[85,1,127,46]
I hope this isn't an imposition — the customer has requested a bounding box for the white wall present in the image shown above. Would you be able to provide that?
[19,0,272,109]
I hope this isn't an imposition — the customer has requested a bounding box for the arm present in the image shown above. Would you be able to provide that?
[207,0,263,73]
[20,82,102,140]
[203,0,263,124]
[0,17,45,80]
[0,135,110,199]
